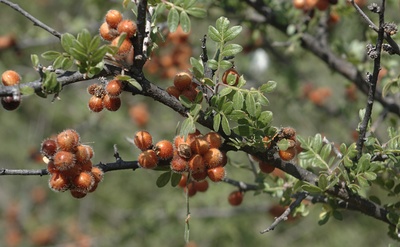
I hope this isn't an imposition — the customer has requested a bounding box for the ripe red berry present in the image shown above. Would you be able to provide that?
[105,79,122,96]
[188,154,205,173]
[203,148,224,169]
[103,94,121,111]
[1,70,21,86]
[228,190,244,206]
[72,171,94,193]
[204,132,222,149]
[207,166,226,182]
[53,151,75,171]
[105,9,123,29]
[279,146,297,161]
[181,87,198,102]
[117,19,137,38]
[40,139,57,158]
[173,72,192,91]
[193,180,209,192]
[88,96,104,112]
[111,36,133,55]
[170,154,188,173]
[138,150,158,169]
[178,174,188,188]
[190,137,209,155]
[48,172,69,192]
[191,170,207,182]
[259,161,275,174]
[154,140,174,160]
[75,145,93,163]
[70,189,87,199]
[79,160,93,172]
[222,68,239,86]
[134,130,153,151]
[166,86,181,99]
[47,161,57,174]
[1,96,21,111]
[99,22,117,41]
[91,167,104,183]
[56,129,80,152]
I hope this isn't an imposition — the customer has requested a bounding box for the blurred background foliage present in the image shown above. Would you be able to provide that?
[0,0,399,246]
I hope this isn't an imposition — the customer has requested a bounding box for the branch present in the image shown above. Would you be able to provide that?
[0,0,62,39]
[222,177,260,191]
[132,0,148,71]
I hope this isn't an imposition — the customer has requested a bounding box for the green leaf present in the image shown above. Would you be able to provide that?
[186,7,206,18]
[90,45,108,64]
[171,172,182,187]
[277,138,290,151]
[219,87,232,97]
[88,35,101,53]
[41,51,61,61]
[221,114,231,135]
[60,57,73,70]
[180,117,196,137]
[245,93,256,117]
[233,91,244,110]
[258,94,269,106]
[190,57,204,78]
[31,54,39,67]
[221,44,243,56]
[258,111,273,126]
[224,26,242,42]
[180,94,193,108]
[127,78,142,91]
[179,11,191,33]
[318,211,330,225]
[233,125,253,136]
[332,210,343,221]
[116,75,132,81]
[363,171,377,181]
[167,8,180,32]
[20,86,35,96]
[213,113,221,132]
[318,174,328,190]
[208,26,222,42]
[216,17,230,34]
[52,56,64,69]
[302,182,324,193]
[69,47,88,61]
[207,59,218,70]
[61,33,76,53]
[320,144,332,160]
[229,110,247,120]
[260,81,277,93]
[156,171,171,188]
[42,71,61,94]
[77,29,92,48]
[220,60,232,70]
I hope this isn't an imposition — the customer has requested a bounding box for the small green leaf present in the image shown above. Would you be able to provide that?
[245,93,256,117]
[221,44,243,56]
[220,60,232,70]
[41,51,61,61]
[127,78,142,91]
[167,8,180,32]
[229,110,247,120]
[116,75,132,81]
[318,174,328,190]
[207,59,218,70]
[216,17,230,34]
[186,7,206,18]
[219,87,232,97]
[52,56,64,69]
[224,25,242,42]
[318,211,330,225]
[258,94,269,106]
[277,138,290,151]
[88,35,101,53]
[258,111,273,125]
[156,171,171,188]
[332,210,343,221]
[302,182,324,193]
[171,172,182,187]
[69,47,88,61]
[180,117,196,137]
[20,86,35,96]
[77,29,92,48]
[213,113,221,132]
[260,81,277,93]
[61,33,76,53]
[190,57,204,78]
[233,91,244,110]
[233,125,253,136]
[60,57,73,70]
[208,26,222,42]
[179,11,191,33]
[90,45,108,64]
[363,171,377,181]
[31,54,39,67]
[221,114,231,135]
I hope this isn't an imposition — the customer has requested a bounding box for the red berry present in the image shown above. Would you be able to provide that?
[111,36,133,55]
[1,70,21,86]
[106,79,122,96]
[56,129,80,152]
[203,148,224,169]
[228,191,244,206]
[53,151,75,171]
[173,72,192,91]
[154,140,174,160]
[117,19,137,38]
[138,150,158,169]
[1,96,21,111]
[279,147,296,161]
[183,182,197,197]
[75,145,93,163]
[72,171,94,193]
[207,166,225,182]
[170,154,188,173]
[193,180,209,192]
[91,167,104,183]
[105,9,123,29]
[103,94,121,111]
[48,172,69,192]
[191,170,207,182]
[88,96,104,112]
[190,137,210,155]
[40,139,57,158]
[259,161,275,174]
[204,132,222,149]
[166,86,181,99]
[134,130,153,151]
[70,190,87,199]
[178,174,188,188]
[188,154,205,174]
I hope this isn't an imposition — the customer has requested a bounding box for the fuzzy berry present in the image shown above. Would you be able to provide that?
[203,148,224,169]
[204,132,222,149]
[105,9,123,29]
[138,150,158,169]
[1,70,21,86]
[56,129,80,152]
[173,72,192,91]
[105,79,123,96]
[228,190,244,206]
[154,140,174,160]
[117,19,137,38]
[103,94,121,111]
[134,130,153,151]
[53,151,76,171]
[170,154,188,173]
[48,172,69,192]
[40,139,57,158]
[88,96,104,112]
[207,166,226,182]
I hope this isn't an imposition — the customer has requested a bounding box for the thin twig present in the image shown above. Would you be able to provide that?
[260,191,309,234]
[132,0,148,71]
[222,177,260,191]
[0,0,62,39]
[356,0,386,160]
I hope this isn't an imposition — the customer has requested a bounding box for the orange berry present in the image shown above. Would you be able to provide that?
[228,190,244,206]
[49,172,70,192]
[170,154,188,173]
[181,87,198,102]
[72,171,94,193]
[41,139,57,158]
[1,70,21,86]
[203,148,224,168]
[193,180,208,192]
[174,135,186,148]
[207,166,226,182]
[173,72,192,91]
[316,0,329,10]
[204,132,222,149]
[188,154,205,173]
[138,150,158,169]
[305,0,318,9]
[111,36,133,55]
[220,151,228,167]
[134,130,153,151]
[91,167,104,183]
[88,95,104,112]
[166,86,181,99]
[178,174,188,188]
[75,145,93,163]
[222,68,239,86]
[259,161,275,174]
[103,94,121,111]
[183,182,197,197]
[190,137,210,155]
[293,0,306,9]
[155,140,174,160]
[129,103,149,127]
[105,9,123,29]
[79,160,93,172]
[53,151,75,171]
[106,79,123,96]
[279,146,297,161]
[47,161,57,173]
[117,19,137,38]
[99,22,117,41]
[191,170,208,182]
[70,189,87,199]
[56,129,80,152]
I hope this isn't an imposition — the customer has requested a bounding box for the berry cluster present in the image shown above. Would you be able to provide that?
[41,129,103,199]
[171,130,227,183]
[134,130,174,169]
[1,70,21,111]
[99,9,136,61]
[166,71,200,102]
[277,127,298,161]
[178,173,209,197]
[87,78,123,112]
[144,25,192,79]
